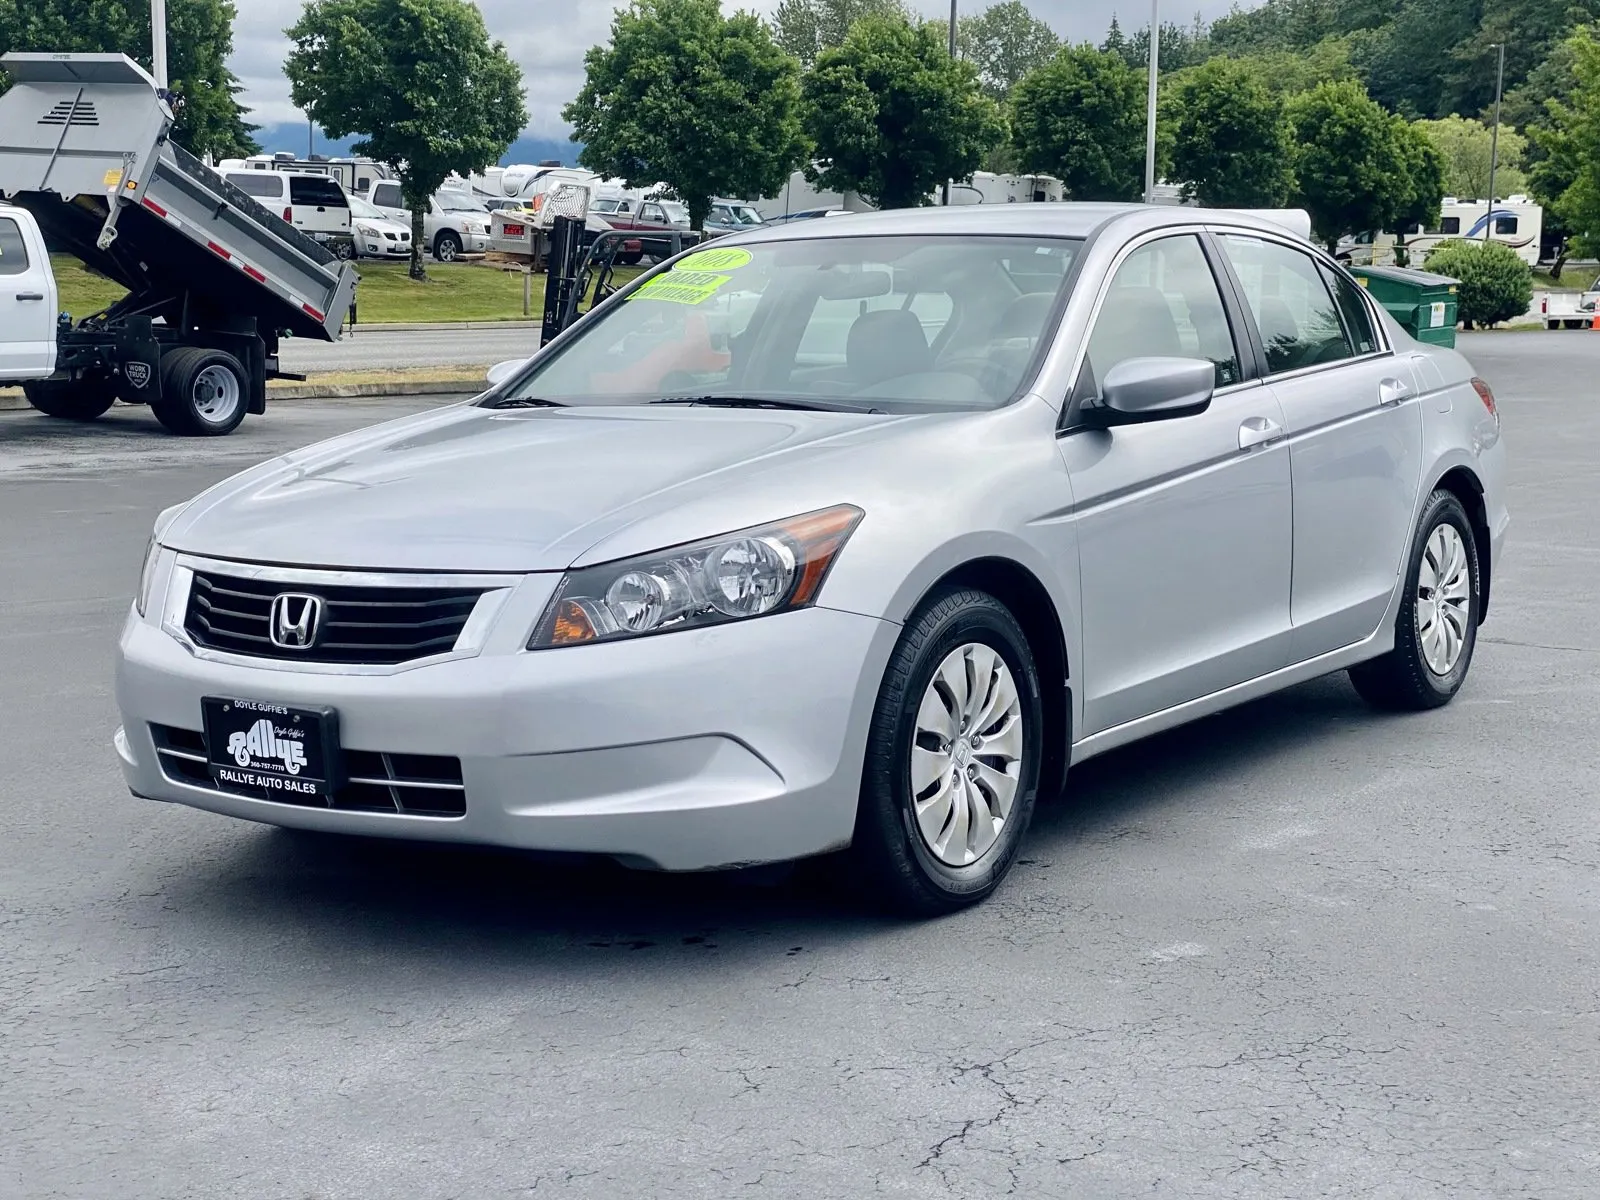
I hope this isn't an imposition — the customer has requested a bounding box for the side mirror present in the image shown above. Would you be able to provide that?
[1086,357,1215,427]
[486,358,528,388]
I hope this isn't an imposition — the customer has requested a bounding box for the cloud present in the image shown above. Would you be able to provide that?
[230,0,1245,138]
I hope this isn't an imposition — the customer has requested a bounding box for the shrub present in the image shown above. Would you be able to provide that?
[1423,239,1535,329]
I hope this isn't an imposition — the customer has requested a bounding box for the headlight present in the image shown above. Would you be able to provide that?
[135,536,161,617]
[529,505,863,649]
[355,222,378,237]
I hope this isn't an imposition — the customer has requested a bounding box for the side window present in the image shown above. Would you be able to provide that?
[1495,215,1519,235]
[642,203,665,223]
[373,182,403,208]
[227,172,283,199]
[1218,234,1354,374]
[1320,265,1379,356]
[0,217,31,275]
[1082,234,1241,393]
[1440,216,1461,235]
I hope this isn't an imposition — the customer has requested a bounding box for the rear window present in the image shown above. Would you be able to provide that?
[289,176,349,207]
[227,172,283,199]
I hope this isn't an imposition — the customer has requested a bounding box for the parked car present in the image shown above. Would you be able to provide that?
[705,200,765,236]
[590,195,697,263]
[115,205,1507,916]
[346,194,413,261]
[364,181,491,261]
[223,169,353,258]
[1539,274,1600,328]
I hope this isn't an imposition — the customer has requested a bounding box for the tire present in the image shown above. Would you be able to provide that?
[152,347,249,437]
[22,376,116,421]
[619,251,643,267]
[1349,489,1481,711]
[433,231,462,262]
[850,588,1044,916]
[333,239,356,262]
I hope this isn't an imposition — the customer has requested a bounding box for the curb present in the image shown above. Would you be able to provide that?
[0,378,484,413]
[343,320,539,333]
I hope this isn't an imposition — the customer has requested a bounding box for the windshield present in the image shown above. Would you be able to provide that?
[348,195,385,220]
[660,201,690,225]
[496,234,1080,414]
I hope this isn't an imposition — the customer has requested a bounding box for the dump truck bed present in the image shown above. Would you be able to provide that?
[0,53,355,341]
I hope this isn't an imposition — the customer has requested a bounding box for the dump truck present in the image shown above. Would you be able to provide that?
[0,52,357,435]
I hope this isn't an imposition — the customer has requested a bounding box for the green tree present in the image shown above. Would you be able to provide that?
[0,0,257,157]
[567,0,804,233]
[771,0,907,66]
[1424,239,1533,327]
[286,0,526,280]
[1527,27,1600,261]
[1286,79,1410,249]
[1231,37,1359,97]
[802,15,1003,209]
[957,1,1059,98]
[1412,115,1526,200]
[1010,44,1146,200]
[1170,58,1294,206]
[1389,119,1446,264]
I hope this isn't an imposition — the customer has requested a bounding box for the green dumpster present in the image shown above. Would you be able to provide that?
[1347,265,1459,348]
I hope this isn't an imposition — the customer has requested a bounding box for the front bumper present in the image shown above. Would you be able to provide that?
[461,232,490,253]
[116,594,898,871]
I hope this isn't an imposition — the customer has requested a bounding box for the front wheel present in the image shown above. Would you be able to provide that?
[851,588,1043,916]
[152,347,249,437]
[22,376,117,421]
[433,231,462,262]
[1349,489,1481,710]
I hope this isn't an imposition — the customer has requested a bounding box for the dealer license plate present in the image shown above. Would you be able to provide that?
[202,697,341,800]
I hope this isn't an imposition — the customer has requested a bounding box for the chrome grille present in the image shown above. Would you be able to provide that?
[150,725,466,817]
[184,570,486,665]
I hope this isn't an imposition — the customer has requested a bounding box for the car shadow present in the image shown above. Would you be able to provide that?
[163,671,1389,962]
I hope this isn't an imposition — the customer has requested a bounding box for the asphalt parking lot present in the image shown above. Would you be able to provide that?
[1,333,1596,1198]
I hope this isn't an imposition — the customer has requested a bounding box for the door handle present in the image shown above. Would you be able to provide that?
[1378,377,1412,407]
[1239,416,1285,451]
[16,292,44,301]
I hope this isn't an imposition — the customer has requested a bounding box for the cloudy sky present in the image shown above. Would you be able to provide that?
[232,0,1245,138]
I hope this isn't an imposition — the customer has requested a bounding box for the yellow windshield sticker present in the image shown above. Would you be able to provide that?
[674,247,752,273]
[631,269,733,306]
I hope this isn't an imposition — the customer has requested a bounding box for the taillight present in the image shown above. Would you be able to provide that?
[1471,377,1498,418]
[283,207,293,222]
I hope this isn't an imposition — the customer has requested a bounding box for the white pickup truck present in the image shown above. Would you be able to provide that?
[1540,276,1600,329]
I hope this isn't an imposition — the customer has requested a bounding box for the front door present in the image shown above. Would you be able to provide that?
[0,213,56,380]
[1062,233,1295,736]
[1215,233,1424,661]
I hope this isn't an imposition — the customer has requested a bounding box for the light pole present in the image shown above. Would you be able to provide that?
[150,0,169,89]
[1143,0,1160,203]
[1485,41,1505,245]
[943,0,957,206]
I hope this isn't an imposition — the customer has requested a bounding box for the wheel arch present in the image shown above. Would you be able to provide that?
[1433,465,1492,622]
[915,556,1072,803]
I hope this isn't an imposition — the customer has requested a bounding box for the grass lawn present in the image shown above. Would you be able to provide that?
[50,254,643,326]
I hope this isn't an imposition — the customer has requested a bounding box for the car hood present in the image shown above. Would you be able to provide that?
[162,403,920,573]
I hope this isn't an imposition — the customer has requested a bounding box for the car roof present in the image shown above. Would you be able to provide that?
[720,202,1312,247]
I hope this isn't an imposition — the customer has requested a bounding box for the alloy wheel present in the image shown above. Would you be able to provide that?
[1417,523,1471,676]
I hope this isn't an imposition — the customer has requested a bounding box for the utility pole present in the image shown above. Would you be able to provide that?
[1143,0,1160,203]
[150,0,169,89]
[942,0,957,206]
[1485,41,1505,245]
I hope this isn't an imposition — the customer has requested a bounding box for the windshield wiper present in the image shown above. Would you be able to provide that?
[489,396,566,409]
[651,395,884,415]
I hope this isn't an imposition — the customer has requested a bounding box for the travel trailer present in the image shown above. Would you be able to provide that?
[1338,197,1544,268]
[216,153,393,196]
[755,169,1065,222]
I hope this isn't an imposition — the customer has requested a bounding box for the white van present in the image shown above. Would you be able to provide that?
[223,169,353,258]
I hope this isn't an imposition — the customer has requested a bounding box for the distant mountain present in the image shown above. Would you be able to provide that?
[251,124,583,169]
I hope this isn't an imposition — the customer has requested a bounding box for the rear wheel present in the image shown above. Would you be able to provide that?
[22,376,117,421]
[433,231,462,262]
[851,588,1043,916]
[1349,489,1480,710]
[152,347,249,437]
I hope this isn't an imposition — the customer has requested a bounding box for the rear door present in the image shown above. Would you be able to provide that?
[1215,231,1424,661]
[0,212,57,379]
[288,175,351,235]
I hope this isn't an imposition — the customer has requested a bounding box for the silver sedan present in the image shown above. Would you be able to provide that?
[115,204,1508,915]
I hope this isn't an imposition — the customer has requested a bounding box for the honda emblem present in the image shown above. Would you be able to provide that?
[269,593,325,650]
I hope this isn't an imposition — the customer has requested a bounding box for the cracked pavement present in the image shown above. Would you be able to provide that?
[2,333,1597,1197]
